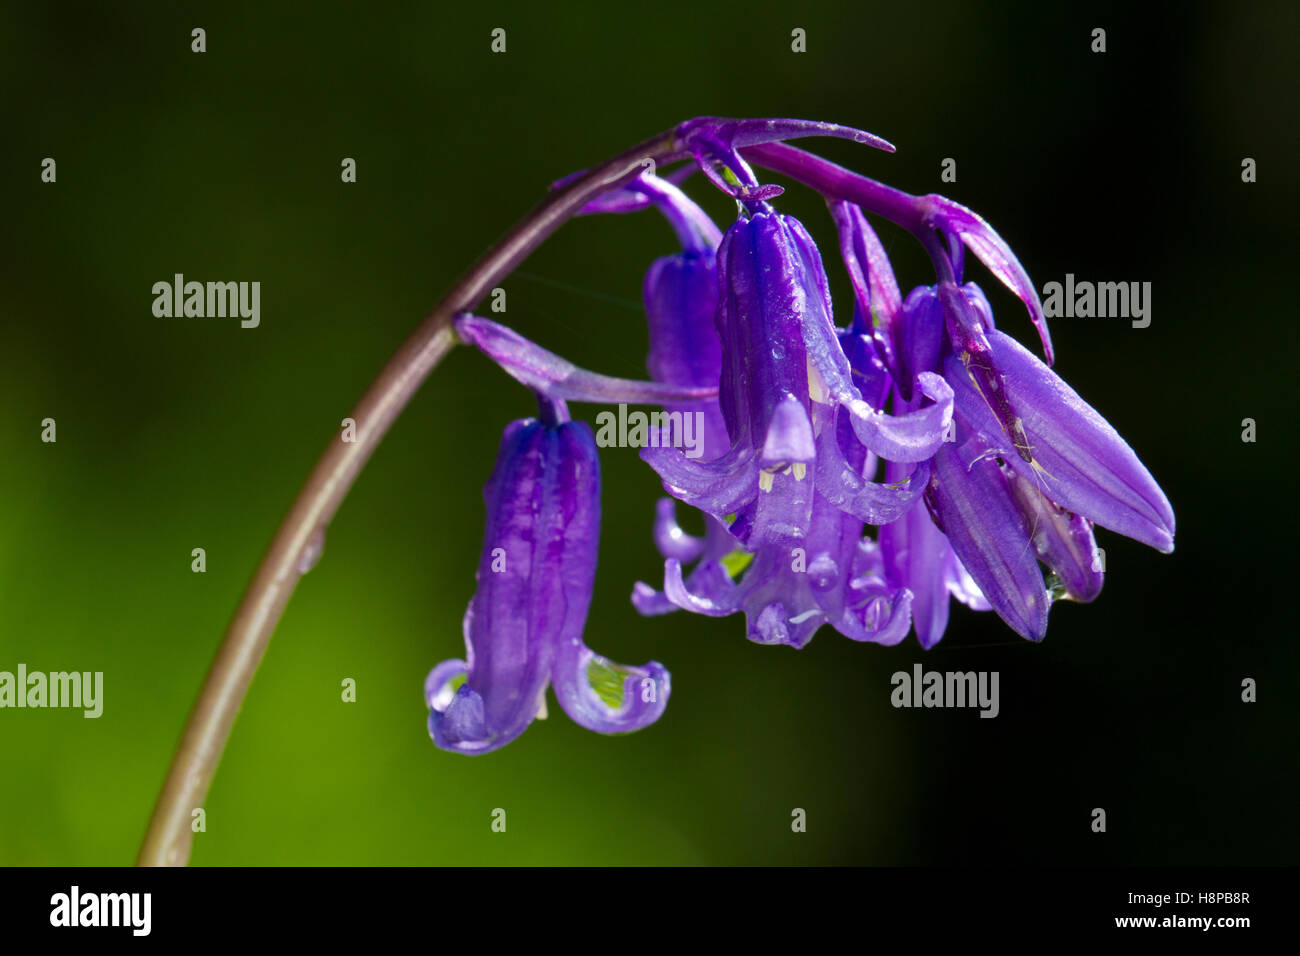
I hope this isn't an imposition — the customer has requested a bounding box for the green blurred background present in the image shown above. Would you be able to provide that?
[1,1,1296,865]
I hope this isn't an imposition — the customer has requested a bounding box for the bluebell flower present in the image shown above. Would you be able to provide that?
[425,401,670,754]
[640,206,947,551]
[631,216,738,617]
[633,189,919,647]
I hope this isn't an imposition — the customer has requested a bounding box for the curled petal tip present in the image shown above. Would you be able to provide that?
[845,372,953,463]
[553,647,671,735]
[631,580,675,617]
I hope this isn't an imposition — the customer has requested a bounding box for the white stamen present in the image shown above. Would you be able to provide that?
[808,357,829,404]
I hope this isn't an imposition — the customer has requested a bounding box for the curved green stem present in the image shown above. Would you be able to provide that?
[137,128,680,866]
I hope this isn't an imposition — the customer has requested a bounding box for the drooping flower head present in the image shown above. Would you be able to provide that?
[424,116,1177,755]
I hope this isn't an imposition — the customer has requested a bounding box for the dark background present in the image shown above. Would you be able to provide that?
[0,1,1295,864]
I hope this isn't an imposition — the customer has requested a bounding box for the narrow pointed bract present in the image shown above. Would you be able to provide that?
[455,315,718,407]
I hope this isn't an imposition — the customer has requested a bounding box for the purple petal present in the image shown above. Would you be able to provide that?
[846,372,954,463]
[644,251,722,389]
[838,588,914,645]
[832,534,914,645]
[782,215,861,410]
[893,287,946,403]
[945,330,1175,552]
[831,200,903,331]
[651,497,706,563]
[839,329,893,411]
[748,601,824,648]
[963,281,997,331]
[637,176,723,251]
[761,395,816,466]
[643,438,755,502]
[940,284,1036,465]
[431,683,492,750]
[631,580,677,616]
[944,551,991,612]
[728,549,828,647]
[748,460,815,545]
[642,250,732,463]
[879,468,953,649]
[1007,473,1104,603]
[925,437,1050,641]
[714,213,815,446]
[814,413,932,523]
[662,558,742,616]
[424,658,470,713]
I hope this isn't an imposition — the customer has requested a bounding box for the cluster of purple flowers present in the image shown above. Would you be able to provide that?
[426,118,1174,754]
